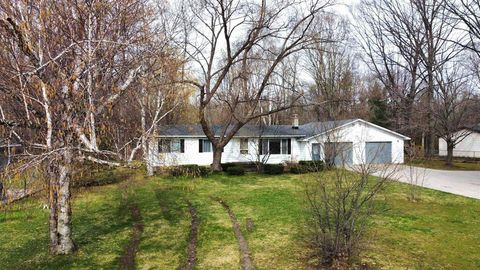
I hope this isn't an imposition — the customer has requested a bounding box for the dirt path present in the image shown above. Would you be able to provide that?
[118,200,144,270]
[212,197,256,270]
[182,201,199,270]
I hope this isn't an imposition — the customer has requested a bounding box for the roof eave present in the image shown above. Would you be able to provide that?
[153,134,307,138]
[300,119,358,141]
[300,119,411,141]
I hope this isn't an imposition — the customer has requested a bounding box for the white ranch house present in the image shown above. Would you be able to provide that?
[439,124,480,158]
[148,119,410,167]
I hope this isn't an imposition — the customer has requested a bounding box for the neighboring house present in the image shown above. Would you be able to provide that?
[439,124,480,158]
[148,118,410,167]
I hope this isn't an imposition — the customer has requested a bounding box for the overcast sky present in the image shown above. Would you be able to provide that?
[330,0,360,20]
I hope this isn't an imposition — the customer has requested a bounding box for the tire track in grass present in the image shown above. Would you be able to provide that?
[119,203,144,270]
[212,197,256,270]
[182,201,199,270]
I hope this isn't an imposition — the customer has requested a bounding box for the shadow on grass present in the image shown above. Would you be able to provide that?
[2,191,132,270]
[136,186,193,269]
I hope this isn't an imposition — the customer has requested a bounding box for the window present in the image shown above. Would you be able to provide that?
[240,138,249,154]
[159,139,171,153]
[199,139,212,152]
[260,139,268,155]
[269,139,281,154]
[281,139,290,154]
[171,139,182,153]
[159,139,184,153]
[259,138,291,155]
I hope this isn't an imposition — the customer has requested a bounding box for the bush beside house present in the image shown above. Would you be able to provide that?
[169,165,211,177]
[225,165,246,176]
[263,164,284,175]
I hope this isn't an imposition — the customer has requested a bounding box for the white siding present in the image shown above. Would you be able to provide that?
[439,131,480,158]
[149,137,302,166]
[149,120,407,167]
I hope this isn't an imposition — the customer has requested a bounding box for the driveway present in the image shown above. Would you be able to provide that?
[372,165,480,199]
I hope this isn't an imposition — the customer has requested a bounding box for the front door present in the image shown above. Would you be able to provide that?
[312,143,321,161]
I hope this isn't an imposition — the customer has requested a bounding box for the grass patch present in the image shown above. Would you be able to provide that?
[0,170,479,269]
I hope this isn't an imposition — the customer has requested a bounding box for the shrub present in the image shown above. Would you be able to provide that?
[169,165,211,178]
[73,165,122,187]
[304,164,393,267]
[289,164,306,174]
[222,162,255,171]
[288,161,326,174]
[225,165,245,176]
[263,164,284,175]
[299,160,325,172]
[221,163,237,171]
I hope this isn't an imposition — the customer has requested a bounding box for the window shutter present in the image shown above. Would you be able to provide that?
[199,139,203,153]
[259,139,263,155]
[180,139,185,153]
[288,139,291,154]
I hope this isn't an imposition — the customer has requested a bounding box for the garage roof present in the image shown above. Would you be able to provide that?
[300,119,411,141]
[466,123,480,133]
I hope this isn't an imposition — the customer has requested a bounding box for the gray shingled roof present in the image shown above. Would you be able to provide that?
[299,119,357,137]
[157,119,358,138]
[468,123,480,133]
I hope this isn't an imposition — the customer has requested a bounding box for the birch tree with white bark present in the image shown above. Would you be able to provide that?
[0,0,159,254]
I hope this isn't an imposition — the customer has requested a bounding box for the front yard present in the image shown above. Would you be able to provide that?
[1,169,479,269]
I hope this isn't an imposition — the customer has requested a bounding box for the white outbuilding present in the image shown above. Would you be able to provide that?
[439,124,480,158]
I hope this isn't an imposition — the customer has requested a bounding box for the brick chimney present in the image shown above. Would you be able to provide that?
[292,114,299,129]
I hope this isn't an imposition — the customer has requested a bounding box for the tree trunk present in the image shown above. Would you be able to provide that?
[211,146,223,171]
[48,168,58,251]
[446,140,454,166]
[48,149,75,255]
[402,97,414,137]
[146,146,154,177]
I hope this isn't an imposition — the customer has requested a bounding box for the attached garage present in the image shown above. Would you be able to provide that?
[366,142,392,164]
[302,119,410,166]
[325,142,353,166]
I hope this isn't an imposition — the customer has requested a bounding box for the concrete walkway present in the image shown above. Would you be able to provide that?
[372,165,480,199]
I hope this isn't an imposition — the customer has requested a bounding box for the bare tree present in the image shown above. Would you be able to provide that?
[404,144,427,201]
[0,0,157,254]
[357,0,461,157]
[306,15,357,121]
[447,0,480,57]
[432,66,476,165]
[179,0,333,171]
[413,0,460,158]
[357,0,425,137]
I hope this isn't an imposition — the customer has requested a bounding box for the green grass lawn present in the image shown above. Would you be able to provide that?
[408,159,480,170]
[1,169,480,269]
